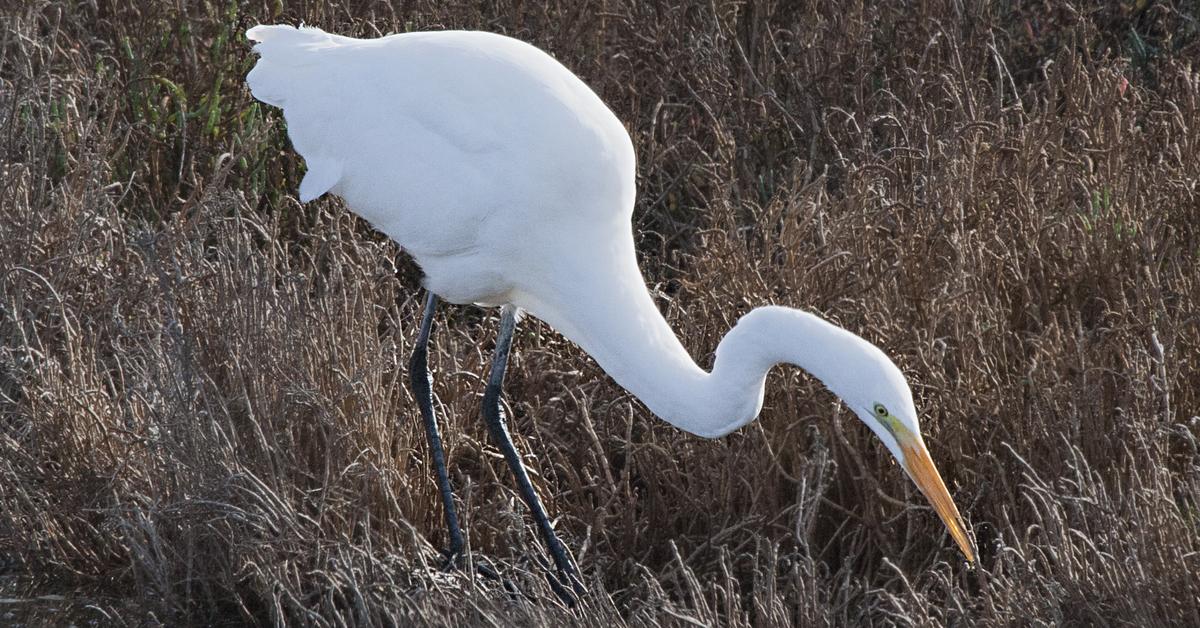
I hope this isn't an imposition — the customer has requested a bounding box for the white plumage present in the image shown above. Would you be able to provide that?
[246,25,974,568]
[247,26,632,306]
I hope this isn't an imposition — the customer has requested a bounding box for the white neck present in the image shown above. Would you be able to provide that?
[511,238,875,438]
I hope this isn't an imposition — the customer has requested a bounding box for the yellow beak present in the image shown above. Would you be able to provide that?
[898,434,975,564]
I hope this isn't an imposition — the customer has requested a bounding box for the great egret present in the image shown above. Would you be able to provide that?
[246,24,975,598]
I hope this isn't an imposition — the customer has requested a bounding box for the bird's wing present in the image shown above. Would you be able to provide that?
[245,25,636,260]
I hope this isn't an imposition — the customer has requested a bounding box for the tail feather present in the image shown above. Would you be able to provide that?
[245,24,345,201]
[245,25,334,107]
[246,24,335,55]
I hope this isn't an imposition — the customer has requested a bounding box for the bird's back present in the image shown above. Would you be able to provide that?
[246,26,637,304]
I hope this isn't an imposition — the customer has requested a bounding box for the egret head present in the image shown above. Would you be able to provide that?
[837,348,975,564]
[728,307,975,563]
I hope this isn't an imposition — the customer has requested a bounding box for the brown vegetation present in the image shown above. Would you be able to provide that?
[2,1,1199,625]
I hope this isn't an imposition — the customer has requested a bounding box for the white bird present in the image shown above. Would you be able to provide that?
[246,24,974,600]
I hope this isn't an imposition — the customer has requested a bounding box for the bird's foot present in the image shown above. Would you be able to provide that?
[439,546,497,579]
[442,546,585,607]
[439,547,526,600]
[536,552,587,607]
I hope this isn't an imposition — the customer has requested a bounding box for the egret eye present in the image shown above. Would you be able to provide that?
[873,403,889,418]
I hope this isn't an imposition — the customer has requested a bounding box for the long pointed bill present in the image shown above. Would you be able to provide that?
[897,434,975,564]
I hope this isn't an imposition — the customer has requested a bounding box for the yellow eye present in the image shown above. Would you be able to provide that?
[873,403,889,418]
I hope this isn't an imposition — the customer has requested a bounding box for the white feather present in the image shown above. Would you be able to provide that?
[244,25,922,441]
[245,26,976,563]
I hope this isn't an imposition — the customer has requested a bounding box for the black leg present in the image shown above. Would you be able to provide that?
[408,292,465,561]
[481,305,586,604]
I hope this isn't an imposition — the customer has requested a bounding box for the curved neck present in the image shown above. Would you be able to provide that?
[511,241,867,438]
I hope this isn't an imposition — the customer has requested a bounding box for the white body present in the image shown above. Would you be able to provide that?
[246,26,975,562]
[246,26,910,441]
[248,28,633,303]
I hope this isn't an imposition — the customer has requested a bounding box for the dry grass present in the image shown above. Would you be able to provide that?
[2,1,1199,625]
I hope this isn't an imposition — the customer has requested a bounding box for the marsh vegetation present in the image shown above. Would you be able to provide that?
[2,1,1198,625]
